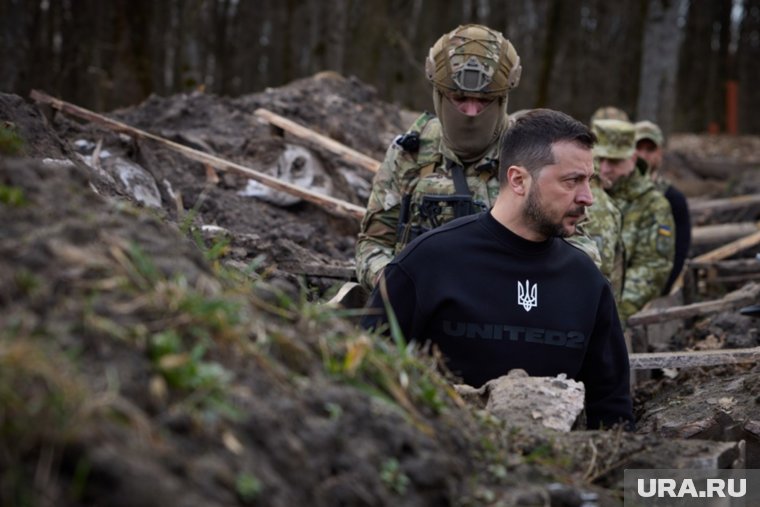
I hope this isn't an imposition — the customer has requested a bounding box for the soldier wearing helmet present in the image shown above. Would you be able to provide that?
[355,24,601,290]
[425,24,521,161]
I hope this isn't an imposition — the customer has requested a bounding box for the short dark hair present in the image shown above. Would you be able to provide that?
[499,109,596,185]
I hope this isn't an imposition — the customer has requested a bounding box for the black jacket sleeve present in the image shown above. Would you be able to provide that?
[663,185,692,294]
[578,284,635,430]
[360,263,422,343]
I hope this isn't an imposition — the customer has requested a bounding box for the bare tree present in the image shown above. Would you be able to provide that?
[675,0,732,132]
[636,0,688,137]
[326,0,348,73]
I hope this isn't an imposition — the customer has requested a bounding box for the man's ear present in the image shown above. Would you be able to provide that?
[507,165,530,196]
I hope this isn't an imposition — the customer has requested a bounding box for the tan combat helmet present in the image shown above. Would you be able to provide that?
[590,106,630,126]
[592,119,636,159]
[634,120,664,147]
[425,24,521,99]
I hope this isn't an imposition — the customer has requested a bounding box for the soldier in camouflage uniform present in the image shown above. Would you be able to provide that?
[583,158,624,299]
[594,120,675,322]
[635,120,692,294]
[355,24,601,289]
[582,106,628,299]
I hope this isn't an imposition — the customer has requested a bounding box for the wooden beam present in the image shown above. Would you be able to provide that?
[689,193,760,214]
[628,282,760,326]
[630,347,760,370]
[254,108,381,174]
[670,228,760,295]
[691,229,760,264]
[30,90,366,221]
[691,221,760,246]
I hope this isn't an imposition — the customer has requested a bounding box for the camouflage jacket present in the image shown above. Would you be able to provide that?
[607,161,675,322]
[355,112,602,289]
[651,172,670,194]
[583,178,624,300]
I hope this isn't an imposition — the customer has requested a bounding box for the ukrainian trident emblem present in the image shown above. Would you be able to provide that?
[517,280,537,312]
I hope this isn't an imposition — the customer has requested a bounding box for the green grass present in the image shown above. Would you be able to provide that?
[380,458,410,495]
[236,472,263,503]
[0,185,27,207]
[0,124,24,155]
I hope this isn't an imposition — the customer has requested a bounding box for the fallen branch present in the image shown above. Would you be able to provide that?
[254,108,381,173]
[629,282,760,326]
[629,347,760,370]
[30,90,366,221]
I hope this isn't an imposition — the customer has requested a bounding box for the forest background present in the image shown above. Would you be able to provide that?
[1,0,759,136]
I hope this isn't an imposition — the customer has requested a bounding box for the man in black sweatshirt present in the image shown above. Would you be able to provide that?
[362,109,633,430]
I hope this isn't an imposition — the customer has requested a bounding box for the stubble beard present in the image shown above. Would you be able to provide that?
[523,185,584,239]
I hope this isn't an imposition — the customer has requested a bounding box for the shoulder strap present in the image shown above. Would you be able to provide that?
[447,159,470,195]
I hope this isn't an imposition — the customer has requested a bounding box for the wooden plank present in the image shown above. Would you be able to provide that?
[30,90,366,221]
[630,347,760,370]
[254,108,381,173]
[689,193,760,214]
[628,282,760,326]
[691,221,760,246]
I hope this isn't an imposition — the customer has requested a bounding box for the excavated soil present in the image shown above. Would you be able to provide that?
[3,74,760,506]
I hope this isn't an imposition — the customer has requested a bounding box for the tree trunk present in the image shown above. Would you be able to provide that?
[636,0,688,138]
[675,0,729,132]
[738,0,760,133]
[325,0,348,73]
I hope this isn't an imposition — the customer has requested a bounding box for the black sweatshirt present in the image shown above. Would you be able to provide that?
[362,211,634,429]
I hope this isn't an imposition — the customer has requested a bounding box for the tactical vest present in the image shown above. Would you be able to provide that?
[391,112,500,254]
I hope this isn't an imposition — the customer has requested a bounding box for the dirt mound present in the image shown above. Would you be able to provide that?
[44,73,410,299]
[0,155,548,506]
[0,93,74,160]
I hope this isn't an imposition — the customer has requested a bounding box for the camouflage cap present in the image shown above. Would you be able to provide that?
[634,120,664,147]
[592,119,636,159]
[590,106,630,125]
[425,24,521,98]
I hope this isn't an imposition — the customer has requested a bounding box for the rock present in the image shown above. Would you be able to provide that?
[457,370,585,432]
[238,143,332,206]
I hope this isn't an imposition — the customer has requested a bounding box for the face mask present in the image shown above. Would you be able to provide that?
[434,90,507,162]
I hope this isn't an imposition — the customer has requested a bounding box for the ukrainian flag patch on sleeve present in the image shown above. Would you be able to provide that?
[656,224,673,256]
